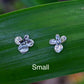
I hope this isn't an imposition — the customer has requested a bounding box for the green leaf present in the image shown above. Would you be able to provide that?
[21,0,58,7]
[0,0,84,84]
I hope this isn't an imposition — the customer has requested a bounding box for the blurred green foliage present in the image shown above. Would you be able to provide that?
[21,0,58,7]
[14,1,25,10]
[0,9,4,14]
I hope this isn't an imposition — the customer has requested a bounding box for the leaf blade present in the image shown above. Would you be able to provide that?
[0,1,84,84]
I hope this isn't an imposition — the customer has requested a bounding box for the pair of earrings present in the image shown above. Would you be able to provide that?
[15,34,67,54]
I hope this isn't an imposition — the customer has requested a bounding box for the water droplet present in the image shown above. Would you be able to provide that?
[54,44,63,53]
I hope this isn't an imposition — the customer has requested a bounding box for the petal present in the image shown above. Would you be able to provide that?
[55,34,61,44]
[18,44,29,54]
[55,34,61,40]
[61,35,67,43]
[49,39,56,45]
[24,35,29,41]
[15,36,22,45]
[54,44,63,53]
[26,39,34,47]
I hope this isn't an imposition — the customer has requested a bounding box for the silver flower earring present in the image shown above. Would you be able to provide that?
[15,35,34,54]
[49,34,67,53]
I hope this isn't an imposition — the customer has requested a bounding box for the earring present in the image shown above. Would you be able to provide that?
[15,35,34,54]
[49,34,67,53]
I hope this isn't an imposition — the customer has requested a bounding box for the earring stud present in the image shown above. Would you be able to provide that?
[15,35,34,54]
[49,34,67,53]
